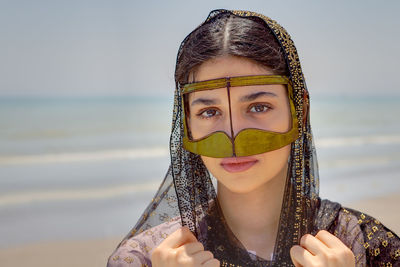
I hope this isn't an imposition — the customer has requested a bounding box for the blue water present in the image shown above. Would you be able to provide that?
[0,96,173,155]
[0,95,399,248]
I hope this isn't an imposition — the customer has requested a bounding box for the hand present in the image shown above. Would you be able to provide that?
[151,226,220,267]
[290,230,355,267]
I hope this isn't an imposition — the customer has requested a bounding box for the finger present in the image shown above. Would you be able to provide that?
[190,250,214,264]
[315,230,347,249]
[290,245,314,267]
[290,245,303,267]
[202,258,220,267]
[158,226,197,249]
[291,258,302,267]
[316,231,355,265]
[299,233,329,256]
[178,241,204,256]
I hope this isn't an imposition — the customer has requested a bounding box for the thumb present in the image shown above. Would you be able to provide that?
[159,226,198,249]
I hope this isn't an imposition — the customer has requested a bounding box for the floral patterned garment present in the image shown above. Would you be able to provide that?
[107,198,400,266]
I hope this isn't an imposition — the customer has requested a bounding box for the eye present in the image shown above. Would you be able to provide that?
[248,103,271,113]
[197,108,221,119]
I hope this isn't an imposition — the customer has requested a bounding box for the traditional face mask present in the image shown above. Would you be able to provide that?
[181,74,300,158]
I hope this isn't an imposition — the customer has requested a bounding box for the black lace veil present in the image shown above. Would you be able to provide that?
[120,9,321,266]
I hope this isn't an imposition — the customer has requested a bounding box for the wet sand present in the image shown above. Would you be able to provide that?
[0,192,399,267]
[0,238,121,267]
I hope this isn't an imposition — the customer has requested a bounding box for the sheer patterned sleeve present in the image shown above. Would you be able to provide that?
[107,216,181,267]
[336,207,400,267]
[331,208,367,266]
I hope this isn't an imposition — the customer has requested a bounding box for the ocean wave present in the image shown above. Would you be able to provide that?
[318,155,397,168]
[315,135,400,148]
[0,182,159,207]
[0,147,169,165]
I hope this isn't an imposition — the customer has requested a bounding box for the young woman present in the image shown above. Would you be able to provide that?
[108,9,400,266]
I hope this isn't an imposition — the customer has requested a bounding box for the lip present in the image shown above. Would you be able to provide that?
[220,156,258,173]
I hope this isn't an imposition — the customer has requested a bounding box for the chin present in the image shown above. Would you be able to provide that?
[219,181,263,194]
[217,169,275,194]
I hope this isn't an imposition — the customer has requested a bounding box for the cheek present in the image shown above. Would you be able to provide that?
[278,100,292,132]
[258,144,291,172]
[200,155,222,179]
[187,111,202,140]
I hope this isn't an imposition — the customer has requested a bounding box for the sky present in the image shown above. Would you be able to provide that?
[0,0,399,97]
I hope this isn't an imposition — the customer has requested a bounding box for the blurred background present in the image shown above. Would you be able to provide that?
[0,0,399,266]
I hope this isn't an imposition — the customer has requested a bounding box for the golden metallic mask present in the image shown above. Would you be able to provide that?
[181,74,300,158]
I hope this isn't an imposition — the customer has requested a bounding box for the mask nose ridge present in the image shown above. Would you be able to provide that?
[230,110,247,139]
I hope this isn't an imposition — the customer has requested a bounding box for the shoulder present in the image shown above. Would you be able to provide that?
[107,216,181,267]
[315,198,400,266]
[342,206,400,266]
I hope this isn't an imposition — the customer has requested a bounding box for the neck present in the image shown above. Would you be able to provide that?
[216,163,288,257]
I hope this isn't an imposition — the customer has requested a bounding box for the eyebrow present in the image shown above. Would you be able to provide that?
[239,91,277,102]
[190,98,221,107]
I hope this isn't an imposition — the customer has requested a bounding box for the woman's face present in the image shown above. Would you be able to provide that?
[187,55,292,194]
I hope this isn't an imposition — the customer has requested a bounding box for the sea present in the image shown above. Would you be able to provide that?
[0,95,399,248]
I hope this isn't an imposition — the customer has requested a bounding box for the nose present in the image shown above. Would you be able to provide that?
[221,106,246,139]
[224,92,246,139]
[224,86,250,139]
[230,109,247,138]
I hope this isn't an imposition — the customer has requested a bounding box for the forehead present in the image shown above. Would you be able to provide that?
[187,84,288,103]
[189,55,274,83]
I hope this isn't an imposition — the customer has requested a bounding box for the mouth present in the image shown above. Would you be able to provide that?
[220,156,258,173]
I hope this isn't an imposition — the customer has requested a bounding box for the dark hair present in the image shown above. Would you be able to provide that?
[175,12,288,85]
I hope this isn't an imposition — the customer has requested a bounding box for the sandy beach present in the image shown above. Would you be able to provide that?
[1,192,398,267]
[0,237,121,267]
